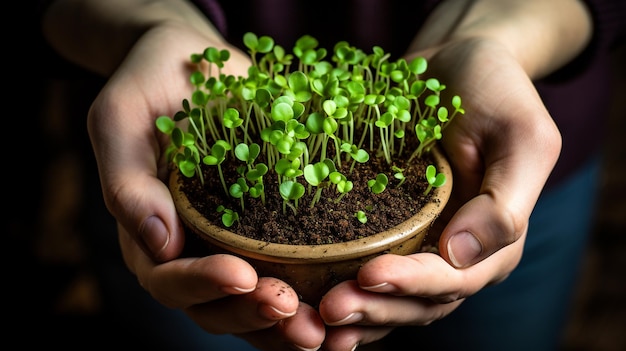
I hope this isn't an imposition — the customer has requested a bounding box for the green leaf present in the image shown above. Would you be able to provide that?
[229,182,245,199]
[234,143,250,162]
[337,180,353,193]
[353,149,369,163]
[204,47,221,63]
[426,165,446,186]
[249,183,264,198]
[425,94,440,108]
[274,158,291,176]
[287,71,311,102]
[303,162,330,186]
[248,143,261,160]
[367,173,388,194]
[190,71,206,85]
[179,160,197,178]
[254,88,272,107]
[432,173,447,187]
[390,70,406,83]
[203,155,219,165]
[247,163,268,181]
[171,128,184,148]
[191,90,209,106]
[243,32,259,50]
[219,49,230,62]
[203,143,226,165]
[223,108,242,128]
[305,112,325,134]
[272,102,294,122]
[322,117,338,135]
[394,96,411,110]
[155,116,175,134]
[452,95,465,114]
[329,171,345,184]
[410,80,426,97]
[215,139,232,151]
[220,208,239,227]
[323,100,337,116]
[355,210,368,224]
[426,78,442,92]
[408,56,427,75]
[279,180,305,201]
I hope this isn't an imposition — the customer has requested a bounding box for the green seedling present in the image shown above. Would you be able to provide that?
[216,205,239,227]
[423,164,447,195]
[156,32,463,227]
[355,210,368,224]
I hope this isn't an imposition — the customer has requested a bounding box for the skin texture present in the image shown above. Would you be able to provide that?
[42,0,592,350]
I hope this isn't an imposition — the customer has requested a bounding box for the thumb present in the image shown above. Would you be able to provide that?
[439,193,525,269]
[107,172,186,263]
[438,123,561,269]
[87,92,186,263]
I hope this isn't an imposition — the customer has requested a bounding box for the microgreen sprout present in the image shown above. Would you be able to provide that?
[368,173,389,194]
[355,210,368,224]
[392,165,406,188]
[216,205,239,227]
[423,164,447,195]
[156,32,463,221]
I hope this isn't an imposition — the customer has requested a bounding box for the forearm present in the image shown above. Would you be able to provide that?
[410,0,593,79]
[41,0,225,76]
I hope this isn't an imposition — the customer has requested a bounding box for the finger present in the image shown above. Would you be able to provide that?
[320,280,464,328]
[119,229,308,338]
[322,325,394,351]
[356,240,523,301]
[358,253,473,300]
[149,255,261,308]
[119,230,258,308]
[319,242,525,329]
[187,277,300,334]
[243,303,326,351]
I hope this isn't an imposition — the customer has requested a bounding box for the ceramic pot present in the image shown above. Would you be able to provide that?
[169,147,452,306]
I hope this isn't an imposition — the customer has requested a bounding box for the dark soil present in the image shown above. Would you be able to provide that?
[182,148,438,246]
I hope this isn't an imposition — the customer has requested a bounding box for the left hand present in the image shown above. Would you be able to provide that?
[318,241,525,349]
[315,34,561,350]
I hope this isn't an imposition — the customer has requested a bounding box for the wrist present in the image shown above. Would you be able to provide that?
[410,0,593,79]
[42,0,227,76]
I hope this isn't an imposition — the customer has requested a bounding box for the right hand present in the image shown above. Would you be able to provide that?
[87,23,325,350]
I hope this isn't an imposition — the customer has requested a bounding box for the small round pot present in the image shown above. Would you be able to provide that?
[169,147,452,306]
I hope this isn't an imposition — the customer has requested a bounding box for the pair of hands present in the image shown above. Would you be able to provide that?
[87,24,560,351]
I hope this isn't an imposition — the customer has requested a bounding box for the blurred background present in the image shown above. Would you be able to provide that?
[9,3,625,349]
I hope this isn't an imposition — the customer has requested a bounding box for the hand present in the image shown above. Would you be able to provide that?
[87,24,325,350]
[316,37,561,350]
[118,225,325,350]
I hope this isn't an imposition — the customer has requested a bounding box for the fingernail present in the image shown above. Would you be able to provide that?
[268,305,297,318]
[140,216,170,257]
[221,285,256,294]
[448,231,482,268]
[291,344,321,351]
[326,312,363,326]
[360,282,397,293]
[230,286,256,293]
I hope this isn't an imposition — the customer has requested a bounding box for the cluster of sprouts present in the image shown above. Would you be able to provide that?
[156,32,464,226]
